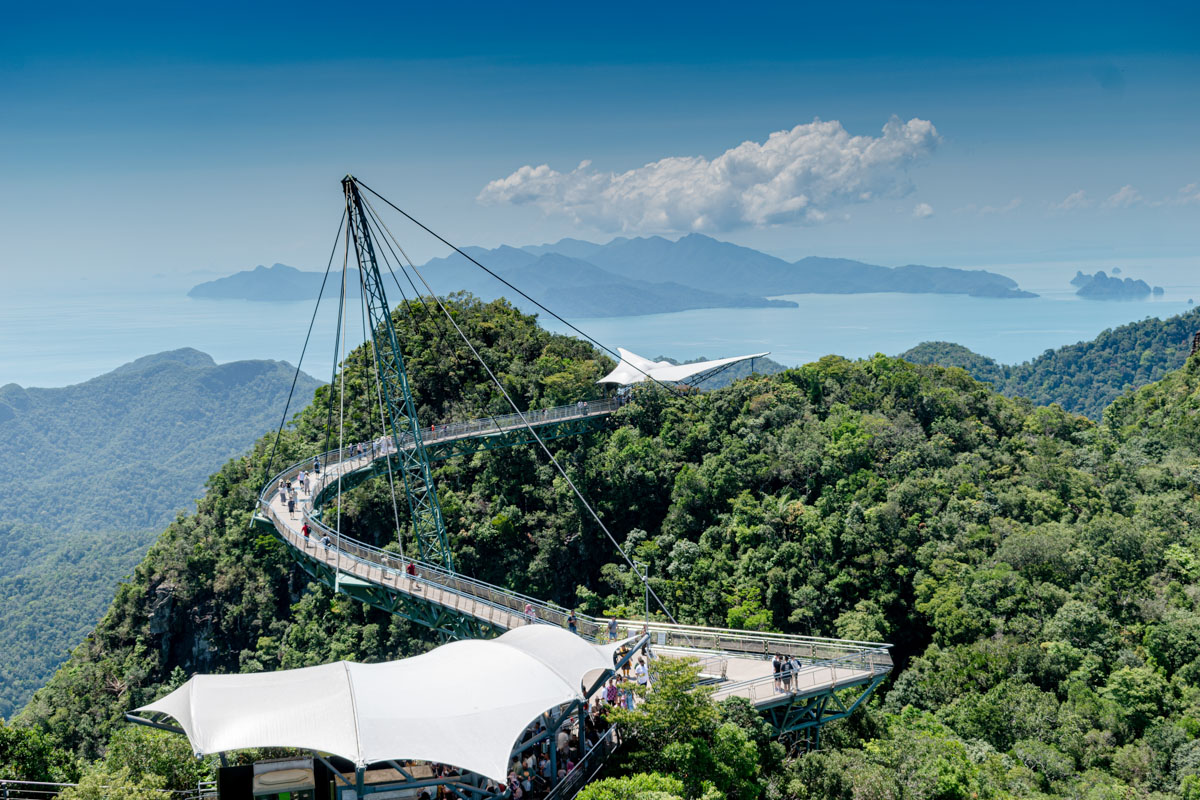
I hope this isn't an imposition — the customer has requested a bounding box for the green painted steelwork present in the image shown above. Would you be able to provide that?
[759,673,889,741]
[343,175,453,571]
[254,513,503,641]
[305,413,612,517]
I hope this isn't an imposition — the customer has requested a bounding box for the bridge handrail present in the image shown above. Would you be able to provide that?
[624,619,890,662]
[0,778,204,799]
[418,398,619,444]
[258,400,892,662]
[545,726,620,800]
[711,646,893,703]
[259,497,568,637]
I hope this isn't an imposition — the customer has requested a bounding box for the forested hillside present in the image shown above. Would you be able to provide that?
[902,305,1200,418]
[7,295,1200,799]
[0,350,320,718]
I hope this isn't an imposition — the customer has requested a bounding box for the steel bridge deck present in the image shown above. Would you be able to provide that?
[254,401,893,726]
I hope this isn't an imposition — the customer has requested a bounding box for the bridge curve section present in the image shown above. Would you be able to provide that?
[251,401,893,727]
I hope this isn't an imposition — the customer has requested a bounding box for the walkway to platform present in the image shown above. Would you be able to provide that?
[255,401,892,714]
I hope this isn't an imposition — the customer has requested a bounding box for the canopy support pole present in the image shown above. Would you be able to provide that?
[123,713,186,737]
[312,753,354,788]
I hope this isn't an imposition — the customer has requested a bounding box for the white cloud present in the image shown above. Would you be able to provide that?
[912,202,934,219]
[478,116,940,232]
[1175,183,1200,205]
[960,197,1022,215]
[981,197,1022,215]
[1054,189,1090,211]
[1103,184,1142,209]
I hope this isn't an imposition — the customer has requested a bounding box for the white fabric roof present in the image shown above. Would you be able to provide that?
[137,626,626,782]
[598,347,770,385]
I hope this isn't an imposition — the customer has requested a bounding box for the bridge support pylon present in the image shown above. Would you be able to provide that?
[760,673,888,748]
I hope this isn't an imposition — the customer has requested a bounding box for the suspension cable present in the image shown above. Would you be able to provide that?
[359,195,523,444]
[354,178,690,396]
[357,198,540,553]
[357,189,678,623]
[262,210,345,483]
[359,265,406,558]
[332,216,352,584]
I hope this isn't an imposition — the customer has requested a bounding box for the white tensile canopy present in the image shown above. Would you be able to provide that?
[598,347,770,385]
[137,626,627,782]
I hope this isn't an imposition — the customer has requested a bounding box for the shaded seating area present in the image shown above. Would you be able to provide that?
[131,626,647,800]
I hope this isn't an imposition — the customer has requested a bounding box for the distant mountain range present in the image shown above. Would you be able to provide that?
[188,234,1036,315]
[0,349,320,717]
[900,305,1200,419]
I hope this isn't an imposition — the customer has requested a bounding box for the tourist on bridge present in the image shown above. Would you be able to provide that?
[634,657,649,689]
[524,602,538,623]
[772,654,782,692]
[567,610,578,635]
[618,649,632,680]
[556,727,569,764]
[298,470,308,494]
[301,522,310,540]
[787,655,802,691]
[312,455,321,475]
[605,678,619,705]
[287,493,296,517]
[781,654,794,692]
[321,534,331,549]
[607,617,618,641]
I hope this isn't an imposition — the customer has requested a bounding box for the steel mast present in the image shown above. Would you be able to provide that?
[342,175,454,570]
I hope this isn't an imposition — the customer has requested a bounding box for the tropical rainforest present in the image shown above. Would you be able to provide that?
[902,305,1200,419]
[4,294,1200,800]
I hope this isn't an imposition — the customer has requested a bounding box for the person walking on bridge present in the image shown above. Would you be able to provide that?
[607,617,618,641]
[405,560,423,592]
[567,610,578,635]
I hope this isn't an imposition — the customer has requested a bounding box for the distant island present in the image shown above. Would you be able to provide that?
[189,235,1036,318]
[188,263,359,301]
[1071,269,1164,300]
[188,258,796,316]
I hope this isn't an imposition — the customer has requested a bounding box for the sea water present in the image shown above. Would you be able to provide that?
[2,259,1198,388]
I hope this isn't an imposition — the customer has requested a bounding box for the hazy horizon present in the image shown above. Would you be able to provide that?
[3,2,1198,292]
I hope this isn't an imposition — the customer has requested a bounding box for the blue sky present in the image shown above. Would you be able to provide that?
[2,1,1198,289]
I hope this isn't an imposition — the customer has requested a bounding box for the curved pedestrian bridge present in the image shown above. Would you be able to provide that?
[252,400,892,725]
